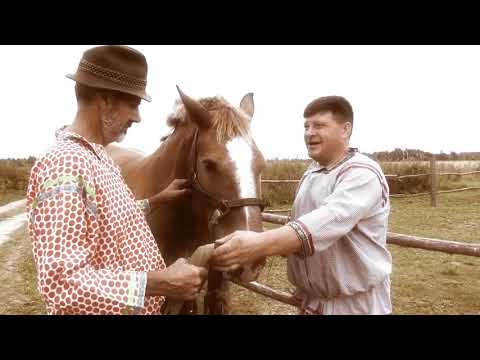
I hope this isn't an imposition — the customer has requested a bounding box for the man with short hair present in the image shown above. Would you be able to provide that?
[212,95,392,315]
[27,45,207,315]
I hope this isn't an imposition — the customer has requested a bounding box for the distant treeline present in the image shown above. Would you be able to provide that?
[1,150,480,196]
[369,149,480,161]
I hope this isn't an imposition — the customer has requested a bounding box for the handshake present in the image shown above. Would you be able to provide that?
[146,229,267,301]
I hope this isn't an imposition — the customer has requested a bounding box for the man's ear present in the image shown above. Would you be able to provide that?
[97,90,113,111]
[344,122,352,138]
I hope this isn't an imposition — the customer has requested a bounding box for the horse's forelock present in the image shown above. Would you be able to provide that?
[167,96,252,144]
[166,99,186,128]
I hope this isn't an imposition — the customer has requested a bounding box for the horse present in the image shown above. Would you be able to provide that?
[106,87,267,314]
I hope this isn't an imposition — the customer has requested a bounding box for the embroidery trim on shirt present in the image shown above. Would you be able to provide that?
[335,163,389,207]
[31,176,97,217]
[136,199,151,216]
[127,272,144,308]
[287,220,314,258]
[30,185,97,226]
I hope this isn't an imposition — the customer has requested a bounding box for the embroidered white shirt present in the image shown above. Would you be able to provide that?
[287,151,392,315]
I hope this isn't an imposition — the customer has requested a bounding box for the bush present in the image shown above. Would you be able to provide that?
[261,159,310,208]
[0,157,36,194]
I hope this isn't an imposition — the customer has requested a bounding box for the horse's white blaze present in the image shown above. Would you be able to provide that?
[225,137,256,229]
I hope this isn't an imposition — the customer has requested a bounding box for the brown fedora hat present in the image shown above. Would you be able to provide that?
[66,45,152,102]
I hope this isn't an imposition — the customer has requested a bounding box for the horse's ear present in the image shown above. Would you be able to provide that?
[176,85,211,129]
[240,92,254,118]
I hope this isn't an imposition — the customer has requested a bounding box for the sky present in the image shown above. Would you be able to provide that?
[1,45,479,160]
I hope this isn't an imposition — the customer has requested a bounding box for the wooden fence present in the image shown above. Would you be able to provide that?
[230,165,480,308]
[230,211,480,308]
[262,160,480,208]
[261,213,480,257]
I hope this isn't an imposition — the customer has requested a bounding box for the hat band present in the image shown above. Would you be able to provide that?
[79,59,147,91]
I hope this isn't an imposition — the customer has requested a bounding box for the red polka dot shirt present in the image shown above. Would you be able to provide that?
[26,128,166,315]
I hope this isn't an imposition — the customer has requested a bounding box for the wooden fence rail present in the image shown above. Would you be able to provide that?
[261,212,480,257]
[384,170,480,179]
[226,274,300,307]
[262,170,480,183]
[230,210,480,308]
[261,161,480,207]
[389,186,480,198]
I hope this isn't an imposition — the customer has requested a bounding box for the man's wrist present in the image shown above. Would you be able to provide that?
[146,270,169,297]
[259,226,303,257]
[145,271,158,296]
[256,231,276,258]
[148,193,165,211]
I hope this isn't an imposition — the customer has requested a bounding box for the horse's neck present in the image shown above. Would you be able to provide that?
[141,127,195,197]
[145,126,211,263]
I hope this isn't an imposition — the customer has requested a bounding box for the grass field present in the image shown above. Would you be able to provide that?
[2,189,479,315]
[0,225,45,315]
[1,166,480,314]
[230,189,480,315]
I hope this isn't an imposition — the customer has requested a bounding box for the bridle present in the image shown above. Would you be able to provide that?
[188,128,265,233]
[186,127,265,314]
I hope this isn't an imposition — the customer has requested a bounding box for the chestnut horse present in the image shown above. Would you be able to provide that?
[106,87,266,314]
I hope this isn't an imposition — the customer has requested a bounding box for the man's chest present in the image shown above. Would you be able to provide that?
[93,163,138,224]
[293,172,337,216]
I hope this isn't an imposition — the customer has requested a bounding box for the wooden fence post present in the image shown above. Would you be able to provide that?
[430,157,438,207]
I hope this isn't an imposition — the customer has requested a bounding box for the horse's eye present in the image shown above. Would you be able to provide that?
[202,159,217,172]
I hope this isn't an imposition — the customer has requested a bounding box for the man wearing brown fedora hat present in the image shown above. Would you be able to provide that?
[26,45,207,315]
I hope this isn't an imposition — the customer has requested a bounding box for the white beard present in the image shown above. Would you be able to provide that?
[116,131,126,143]
[102,110,127,144]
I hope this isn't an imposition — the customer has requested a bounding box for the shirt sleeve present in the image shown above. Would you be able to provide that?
[292,167,385,257]
[27,156,148,315]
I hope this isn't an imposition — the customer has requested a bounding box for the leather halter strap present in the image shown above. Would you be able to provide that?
[188,128,265,225]
[187,127,265,315]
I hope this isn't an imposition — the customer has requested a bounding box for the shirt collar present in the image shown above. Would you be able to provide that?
[307,147,358,174]
[56,126,105,160]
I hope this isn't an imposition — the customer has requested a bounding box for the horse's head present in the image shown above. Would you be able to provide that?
[169,86,266,282]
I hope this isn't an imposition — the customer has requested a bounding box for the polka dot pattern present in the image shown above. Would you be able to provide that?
[26,129,166,315]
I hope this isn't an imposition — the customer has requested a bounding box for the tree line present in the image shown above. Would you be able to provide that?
[370,149,480,162]
[1,151,479,193]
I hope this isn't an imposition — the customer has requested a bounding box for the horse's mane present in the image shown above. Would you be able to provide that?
[166,96,252,144]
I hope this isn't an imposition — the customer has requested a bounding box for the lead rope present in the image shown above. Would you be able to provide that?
[162,243,215,315]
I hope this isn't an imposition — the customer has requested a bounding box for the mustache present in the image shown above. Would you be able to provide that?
[305,137,321,144]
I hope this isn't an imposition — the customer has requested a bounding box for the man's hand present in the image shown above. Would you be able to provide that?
[146,258,207,300]
[149,179,191,210]
[212,230,265,272]
[212,226,304,272]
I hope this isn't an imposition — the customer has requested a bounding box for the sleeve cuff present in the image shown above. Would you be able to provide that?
[136,199,151,216]
[287,220,315,258]
[126,271,147,309]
